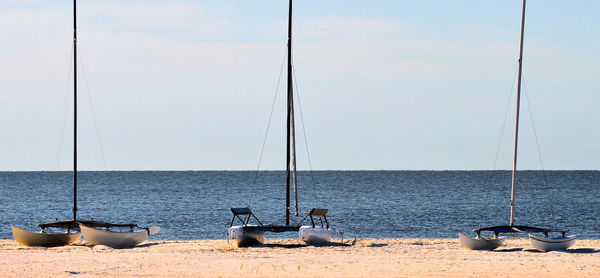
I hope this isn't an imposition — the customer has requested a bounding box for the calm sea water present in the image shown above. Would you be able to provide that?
[1,171,598,240]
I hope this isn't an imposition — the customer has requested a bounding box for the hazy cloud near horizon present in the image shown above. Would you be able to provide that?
[1,0,598,171]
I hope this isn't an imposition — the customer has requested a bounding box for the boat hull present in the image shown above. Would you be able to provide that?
[80,225,148,248]
[11,226,81,247]
[228,226,266,247]
[529,234,576,252]
[458,233,504,250]
[299,226,331,245]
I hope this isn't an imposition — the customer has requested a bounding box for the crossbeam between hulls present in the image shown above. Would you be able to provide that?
[474,225,568,238]
[38,219,139,230]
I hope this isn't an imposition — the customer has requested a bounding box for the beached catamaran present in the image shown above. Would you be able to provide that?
[228,0,332,247]
[459,0,576,252]
[12,0,159,248]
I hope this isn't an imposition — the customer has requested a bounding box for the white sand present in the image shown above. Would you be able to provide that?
[1,238,598,277]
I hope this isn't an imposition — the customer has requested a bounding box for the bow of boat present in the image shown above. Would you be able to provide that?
[458,233,504,250]
[11,226,81,247]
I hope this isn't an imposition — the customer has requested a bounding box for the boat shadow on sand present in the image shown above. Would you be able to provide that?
[527,248,600,254]
[494,248,600,254]
[250,241,353,249]
[562,248,600,254]
[83,242,161,250]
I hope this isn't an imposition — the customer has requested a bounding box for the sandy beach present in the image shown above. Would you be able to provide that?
[1,238,598,277]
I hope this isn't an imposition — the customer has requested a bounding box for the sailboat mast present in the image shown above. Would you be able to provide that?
[72,0,78,221]
[510,0,526,226]
[289,1,299,218]
[284,0,293,226]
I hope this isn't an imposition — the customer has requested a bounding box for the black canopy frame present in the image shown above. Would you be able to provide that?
[229,207,330,233]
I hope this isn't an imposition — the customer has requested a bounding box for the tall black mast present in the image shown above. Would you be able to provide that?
[284,0,293,226]
[72,0,78,221]
[510,0,526,226]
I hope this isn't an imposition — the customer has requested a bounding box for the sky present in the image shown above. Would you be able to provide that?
[0,0,598,171]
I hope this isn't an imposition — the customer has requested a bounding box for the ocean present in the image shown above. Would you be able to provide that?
[1,171,598,240]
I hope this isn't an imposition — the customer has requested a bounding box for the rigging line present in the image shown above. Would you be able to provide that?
[479,62,519,216]
[55,45,75,171]
[521,74,557,228]
[247,45,288,207]
[291,60,320,208]
[77,46,108,170]
[278,212,300,226]
[493,62,519,171]
[50,45,74,209]
[521,76,546,170]
[77,45,116,211]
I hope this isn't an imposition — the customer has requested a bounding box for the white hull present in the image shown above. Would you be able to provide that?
[458,233,504,250]
[228,226,266,247]
[80,225,148,248]
[12,226,81,247]
[529,234,576,252]
[299,226,331,245]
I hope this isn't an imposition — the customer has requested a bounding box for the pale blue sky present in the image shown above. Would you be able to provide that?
[1,1,598,170]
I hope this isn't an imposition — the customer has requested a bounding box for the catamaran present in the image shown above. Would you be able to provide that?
[13,0,159,248]
[459,0,576,252]
[228,0,332,247]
